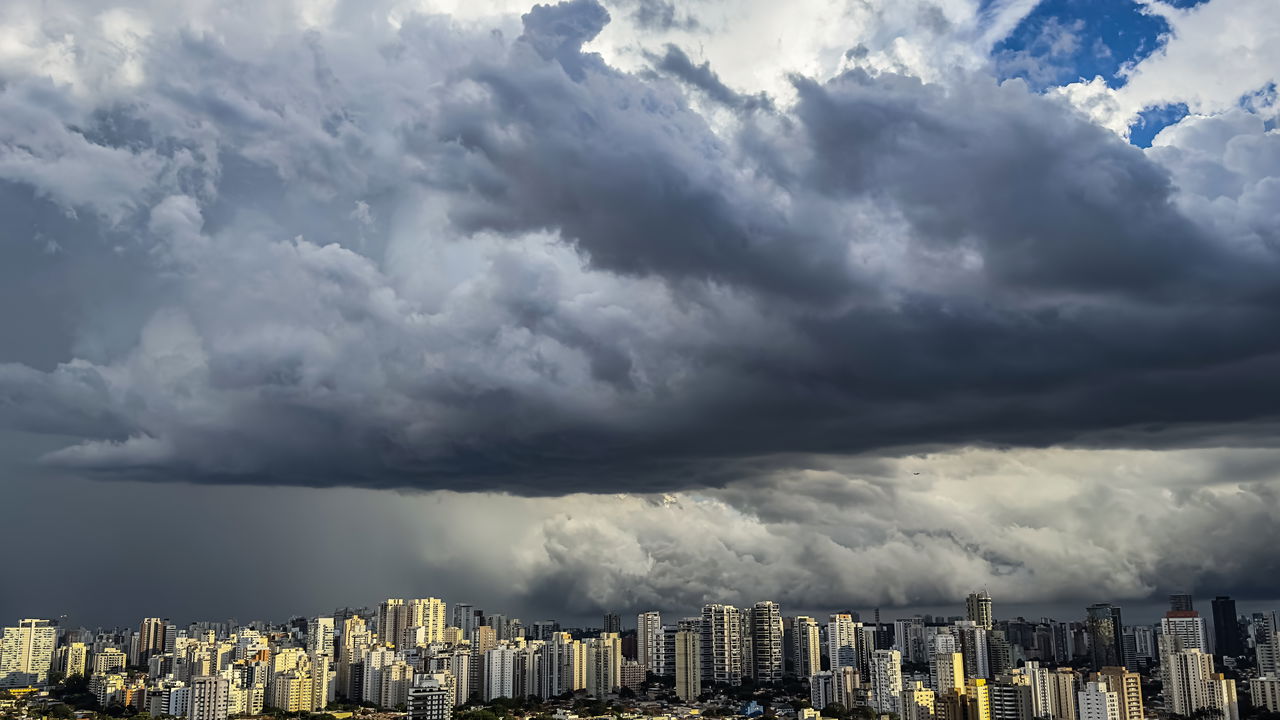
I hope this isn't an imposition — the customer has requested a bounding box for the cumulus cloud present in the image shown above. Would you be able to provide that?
[1059,0,1280,135]
[1,0,1278,620]
[0,0,1277,501]
[425,447,1280,613]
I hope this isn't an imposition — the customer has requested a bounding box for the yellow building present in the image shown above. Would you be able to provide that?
[965,679,992,720]
[903,680,936,720]
[936,653,965,694]
[58,643,88,678]
[675,630,701,703]
[1096,667,1143,720]
[269,669,315,712]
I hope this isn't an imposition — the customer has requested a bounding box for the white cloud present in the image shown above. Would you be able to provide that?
[1060,0,1280,137]
[0,0,1276,617]
[397,446,1280,612]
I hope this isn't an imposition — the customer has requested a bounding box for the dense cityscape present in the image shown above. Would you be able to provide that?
[3,593,1279,720]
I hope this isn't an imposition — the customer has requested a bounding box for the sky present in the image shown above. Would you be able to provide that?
[0,0,1279,630]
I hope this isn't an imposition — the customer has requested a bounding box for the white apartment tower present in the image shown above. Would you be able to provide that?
[871,649,904,714]
[1161,612,1210,654]
[792,616,821,678]
[675,629,701,702]
[701,604,743,686]
[189,675,231,720]
[751,602,784,683]
[309,618,335,658]
[408,673,453,720]
[1077,681,1121,720]
[828,614,862,675]
[483,647,516,701]
[586,633,622,698]
[967,592,994,630]
[637,612,663,675]
[0,619,57,687]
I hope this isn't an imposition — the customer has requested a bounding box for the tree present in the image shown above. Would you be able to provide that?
[822,704,849,720]
[456,709,501,720]
[104,702,138,718]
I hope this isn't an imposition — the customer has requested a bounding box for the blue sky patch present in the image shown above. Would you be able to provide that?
[991,0,1210,91]
[1128,102,1190,147]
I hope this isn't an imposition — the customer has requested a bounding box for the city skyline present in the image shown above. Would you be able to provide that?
[14,589,1279,644]
[2,0,1280,670]
[5,589,1276,720]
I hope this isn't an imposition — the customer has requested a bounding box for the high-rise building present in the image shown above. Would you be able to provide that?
[1211,597,1242,658]
[1077,681,1120,720]
[535,631,579,697]
[602,614,621,634]
[902,680,937,720]
[452,605,477,642]
[57,642,88,678]
[959,678,993,720]
[190,675,231,720]
[988,676,1032,720]
[311,651,334,708]
[637,612,663,675]
[92,648,128,676]
[1128,625,1156,667]
[337,615,371,698]
[90,673,127,707]
[1208,673,1239,720]
[620,660,644,693]
[792,616,821,678]
[1161,611,1210,658]
[967,593,994,631]
[988,631,1013,677]
[896,617,928,664]
[1095,667,1143,720]
[829,614,862,675]
[1022,662,1053,719]
[378,600,407,649]
[1085,605,1124,672]
[474,626,497,654]
[675,629,701,702]
[1048,669,1079,720]
[934,650,965,694]
[360,647,397,705]
[483,648,516,701]
[586,633,622,698]
[955,621,991,679]
[530,621,559,642]
[139,617,169,665]
[750,602,783,684]
[270,666,316,713]
[871,649,903,714]
[1249,676,1280,713]
[309,618,335,658]
[701,604,743,686]
[1162,649,1227,719]
[377,659,414,709]
[1258,631,1280,677]
[0,619,57,687]
[1169,594,1194,613]
[810,671,837,711]
[406,599,449,647]
[408,673,453,720]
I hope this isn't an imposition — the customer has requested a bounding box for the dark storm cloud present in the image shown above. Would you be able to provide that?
[648,44,774,111]
[0,0,1278,501]
[788,70,1220,296]
[620,0,700,31]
